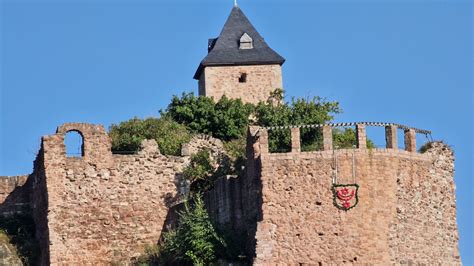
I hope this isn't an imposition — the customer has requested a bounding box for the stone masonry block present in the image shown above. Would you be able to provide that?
[356,124,367,149]
[385,125,398,149]
[404,129,417,152]
[323,125,333,151]
[291,128,301,153]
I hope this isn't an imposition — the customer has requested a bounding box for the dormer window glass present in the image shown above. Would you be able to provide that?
[239,33,253,49]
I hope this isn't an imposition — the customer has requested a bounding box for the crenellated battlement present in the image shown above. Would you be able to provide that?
[240,123,459,264]
[256,122,431,155]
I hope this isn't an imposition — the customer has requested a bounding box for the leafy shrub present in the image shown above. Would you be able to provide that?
[160,90,344,153]
[222,135,247,176]
[332,127,357,149]
[109,117,191,155]
[419,141,434,153]
[182,150,218,193]
[254,94,341,152]
[163,93,254,141]
[332,127,375,149]
[111,90,371,158]
[160,195,226,265]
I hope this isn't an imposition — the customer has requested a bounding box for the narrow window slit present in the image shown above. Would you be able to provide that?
[239,73,247,83]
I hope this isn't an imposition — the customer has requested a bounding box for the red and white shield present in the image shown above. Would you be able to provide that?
[332,184,359,211]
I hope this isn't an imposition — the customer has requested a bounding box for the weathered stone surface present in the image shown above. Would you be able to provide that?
[205,128,460,265]
[0,175,29,217]
[0,123,460,264]
[0,233,22,266]
[30,123,187,264]
[199,64,283,104]
[181,134,226,161]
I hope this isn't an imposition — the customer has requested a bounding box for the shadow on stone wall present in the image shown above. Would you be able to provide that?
[0,175,30,217]
[0,176,40,265]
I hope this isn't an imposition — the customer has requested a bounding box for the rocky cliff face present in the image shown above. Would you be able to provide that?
[0,232,21,266]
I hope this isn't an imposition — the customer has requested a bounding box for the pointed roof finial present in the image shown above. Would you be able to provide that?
[234,0,238,7]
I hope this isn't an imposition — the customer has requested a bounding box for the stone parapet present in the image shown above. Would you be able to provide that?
[404,129,417,152]
[385,125,398,149]
[290,128,301,153]
[253,138,459,264]
[322,125,333,151]
[261,122,428,153]
[356,124,367,149]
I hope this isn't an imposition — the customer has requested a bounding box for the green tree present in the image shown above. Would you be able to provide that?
[109,117,191,155]
[160,194,226,265]
[182,150,216,193]
[163,93,254,141]
[254,94,341,152]
[332,127,375,149]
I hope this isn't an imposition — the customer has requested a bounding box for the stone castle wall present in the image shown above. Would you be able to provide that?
[0,124,232,264]
[199,64,282,104]
[38,123,188,264]
[203,125,459,264]
[0,122,460,264]
[0,175,30,217]
[204,126,265,260]
[246,126,460,264]
[0,123,188,264]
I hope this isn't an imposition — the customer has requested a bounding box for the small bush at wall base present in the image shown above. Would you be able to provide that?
[159,194,226,265]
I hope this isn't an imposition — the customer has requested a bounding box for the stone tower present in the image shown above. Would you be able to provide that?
[194,6,285,104]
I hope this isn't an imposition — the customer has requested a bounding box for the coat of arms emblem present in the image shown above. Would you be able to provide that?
[332,184,359,211]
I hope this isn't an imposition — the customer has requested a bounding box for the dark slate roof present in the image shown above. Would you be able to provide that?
[193,6,285,79]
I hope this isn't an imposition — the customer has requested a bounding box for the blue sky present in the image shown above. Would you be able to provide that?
[1,0,472,263]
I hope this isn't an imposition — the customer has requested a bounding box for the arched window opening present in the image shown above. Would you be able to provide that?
[65,130,84,157]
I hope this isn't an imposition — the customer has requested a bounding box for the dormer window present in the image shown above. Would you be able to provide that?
[239,33,253,49]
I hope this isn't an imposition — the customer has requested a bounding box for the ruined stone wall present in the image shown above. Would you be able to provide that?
[389,142,459,263]
[181,134,225,159]
[248,126,460,264]
[0,175,30,217]
[199,64,282,104]
[0,152,49,264]
[37,123,187,264]
[204,175,243,229]
[0,122,459,264]
[203,127,263,259]
[29,146,51,265]
[0,231,22,265]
